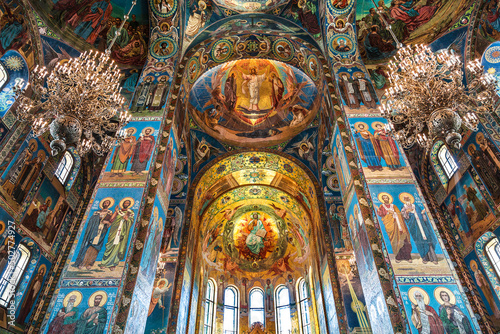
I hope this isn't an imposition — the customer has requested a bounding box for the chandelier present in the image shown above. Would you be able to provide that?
[12,2,137,156]
[379,44,498,150]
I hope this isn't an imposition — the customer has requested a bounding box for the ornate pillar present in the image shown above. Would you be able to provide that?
[39,0,183,332]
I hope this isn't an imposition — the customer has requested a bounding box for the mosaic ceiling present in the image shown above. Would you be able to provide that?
[188,59,320,147]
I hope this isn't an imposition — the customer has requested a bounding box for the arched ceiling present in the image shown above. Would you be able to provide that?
[193,152,319,279]
[188,58,320,147]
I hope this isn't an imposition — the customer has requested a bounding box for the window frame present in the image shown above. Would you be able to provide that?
[55,151,74,185]
[203,278,216,334]
[437,144,458,179]
[0,62,8,91]
[275,284,292,334]
[486,237,500,278]
[223,285,239,334]
[0,244,30,307]
[249,287,265,328]
[297,278,312,334]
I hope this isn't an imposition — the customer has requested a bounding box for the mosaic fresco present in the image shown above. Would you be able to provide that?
[443,170,496,252]
[188,59,319,147]
[28,0,149,67]
[0,50,29,118]
[356,0,473,63]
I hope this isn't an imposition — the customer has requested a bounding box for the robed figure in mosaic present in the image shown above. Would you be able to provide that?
[409,288,444,334]
[435,288,473,334]
[400,193,438,264]
[377,193,412,262]
[47,291,81,334]
[99,198,135,270]
[73,198,114,270]
[75,292,108,334]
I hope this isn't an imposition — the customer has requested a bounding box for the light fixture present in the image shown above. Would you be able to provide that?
[12,1,137,156]
[379,44,497,150]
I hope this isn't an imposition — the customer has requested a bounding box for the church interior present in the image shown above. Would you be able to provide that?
[2,0,500,333]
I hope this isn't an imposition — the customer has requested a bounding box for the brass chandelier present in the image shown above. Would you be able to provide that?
[12,2,137,156]
[379,44,498,150]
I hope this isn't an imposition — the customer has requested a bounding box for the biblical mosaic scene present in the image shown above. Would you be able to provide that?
[1,0,500,333]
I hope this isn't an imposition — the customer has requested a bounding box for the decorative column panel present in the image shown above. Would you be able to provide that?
[323,2,483,334]
[321,135,372,333]
[39,0,183,331]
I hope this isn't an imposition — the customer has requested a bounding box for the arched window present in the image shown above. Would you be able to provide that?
[0,244,30,307]
[437,145,458,178]
[0,63,7,90]
[275,285,292,334]
[55,151,74,184]
[486,237,500,277]
[249,287,265,327]
[297,278,312,334]
[223,286,238,334]
[203,279,216,334]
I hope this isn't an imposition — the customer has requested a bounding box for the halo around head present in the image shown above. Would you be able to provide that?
[119,197,135,209]
[0,221,5,235]
[371,121,385,130]
[158,278,168,286]
[353,72,365,78]
[476,132,485,144]
[354,122,369,131]
[38,264,47,275]
[434,287,456,305]
[100,197,115,209]
[37,150,46,161]
[125,127,137,135]
[399,192,415,204]
[88,291,108,307]
[153,206,159,221]
[467,144,476,155]
[63,290,83,308]
[377,192,393,203]
[28,138,38,151]
[408,287,430,305]
[469,259,478,271]
[450,194,457,202]
[142,127,155,135]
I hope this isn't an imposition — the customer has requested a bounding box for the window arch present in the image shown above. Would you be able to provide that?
[297,278,312,334]
[0,62,8,91]
[485,238,500,277]
[430,141,458,188]
[55,151,74,184]
[437,145,458,178]
[223,286,239,334]
[249,287,265,327]
[203,279,216,334]
[476,232,500,301]
[275,285,292,334]
[0,244,30,307]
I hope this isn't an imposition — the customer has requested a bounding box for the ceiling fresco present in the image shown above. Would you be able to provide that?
[192,152,319,215]
[28,0,149,68]
[188,59,320,147]
[201,185,311,278]
[212,0,289,13]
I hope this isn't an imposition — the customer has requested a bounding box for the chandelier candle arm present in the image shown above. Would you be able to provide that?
[380,44,498,150]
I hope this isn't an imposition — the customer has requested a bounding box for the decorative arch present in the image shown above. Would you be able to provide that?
[430,140,450,189]
[475,231,500,301]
